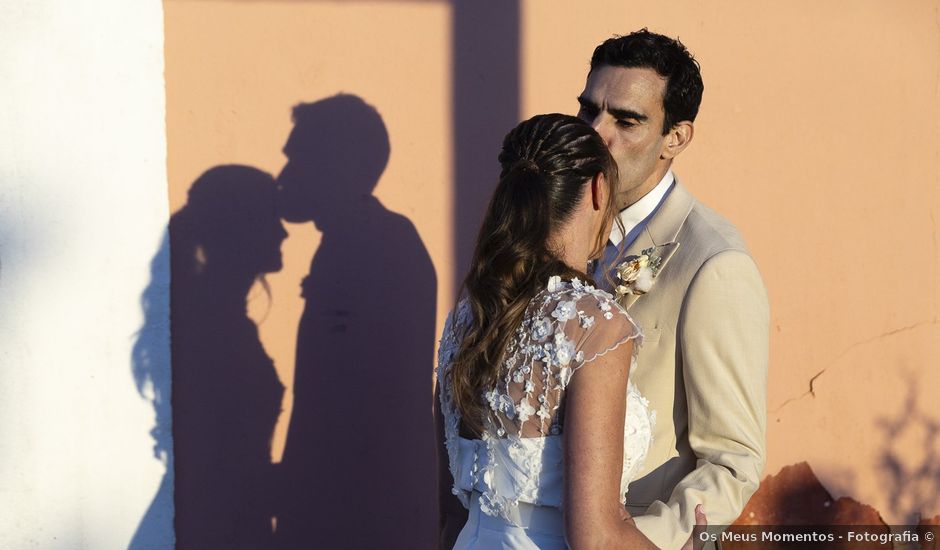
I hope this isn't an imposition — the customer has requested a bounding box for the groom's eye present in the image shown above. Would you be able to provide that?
[616,119,636,128]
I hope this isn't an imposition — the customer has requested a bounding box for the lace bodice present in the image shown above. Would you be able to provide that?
[437,277,655,525]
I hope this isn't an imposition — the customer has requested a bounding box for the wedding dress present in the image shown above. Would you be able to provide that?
[437,277,655,549]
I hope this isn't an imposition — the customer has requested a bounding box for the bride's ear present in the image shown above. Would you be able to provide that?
[591,172,606,211]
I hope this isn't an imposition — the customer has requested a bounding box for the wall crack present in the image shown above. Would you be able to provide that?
[774,318,938,415]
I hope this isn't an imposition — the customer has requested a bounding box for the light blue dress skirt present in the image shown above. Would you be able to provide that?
[453,492,568,550]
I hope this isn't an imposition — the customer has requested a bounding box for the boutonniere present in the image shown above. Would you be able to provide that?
[614,246,666,298]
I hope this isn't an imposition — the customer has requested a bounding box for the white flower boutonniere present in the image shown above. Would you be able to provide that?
[614,246,666,298]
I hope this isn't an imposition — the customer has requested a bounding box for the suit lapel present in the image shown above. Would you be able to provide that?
[616,181,695,311]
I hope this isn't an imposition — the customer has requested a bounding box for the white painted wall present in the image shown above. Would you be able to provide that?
[0,1,172,548]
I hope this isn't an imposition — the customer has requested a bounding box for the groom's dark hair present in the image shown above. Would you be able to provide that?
[590,29,704,135]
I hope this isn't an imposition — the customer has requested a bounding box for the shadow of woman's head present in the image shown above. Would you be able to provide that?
[168,164,288,549]
[173,165,287,285]
[276,94,390,225]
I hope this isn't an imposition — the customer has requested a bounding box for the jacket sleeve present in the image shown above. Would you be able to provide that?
[634,249,769,549]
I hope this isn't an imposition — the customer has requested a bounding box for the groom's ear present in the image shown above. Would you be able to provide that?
[660,121,694,160]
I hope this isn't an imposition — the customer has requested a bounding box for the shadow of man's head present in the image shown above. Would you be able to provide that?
[272,95,438,549]
[276,94,390,227]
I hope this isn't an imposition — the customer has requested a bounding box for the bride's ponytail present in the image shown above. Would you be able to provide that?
[466,158,551,300]
[451,114,619,436]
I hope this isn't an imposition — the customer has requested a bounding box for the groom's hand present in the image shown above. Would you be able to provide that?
[680,505,707,550]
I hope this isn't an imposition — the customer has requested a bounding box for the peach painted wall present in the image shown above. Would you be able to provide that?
[164,1,452,545]
[164,0,453,463]
[164,0,940,530]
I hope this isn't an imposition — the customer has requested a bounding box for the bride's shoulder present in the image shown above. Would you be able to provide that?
[539,276,626,317]
[538,277,641,351]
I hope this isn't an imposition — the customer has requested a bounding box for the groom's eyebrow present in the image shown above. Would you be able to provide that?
[608,106,648,122]
[576,96,647,122]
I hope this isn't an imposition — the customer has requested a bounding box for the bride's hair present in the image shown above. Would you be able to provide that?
[451,113,619,436]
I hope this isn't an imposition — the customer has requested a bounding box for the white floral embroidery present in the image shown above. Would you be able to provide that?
[498,394,516,419]
[551,300,577,322]
[558,366,573,387]
[485,388,500,412]
[531,317,552,342]
[517,400,536,422]
[436,279,650,527]
[553,332,575,366]
[579,313,595,329]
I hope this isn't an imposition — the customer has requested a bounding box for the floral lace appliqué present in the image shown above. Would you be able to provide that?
[436,278,653,524]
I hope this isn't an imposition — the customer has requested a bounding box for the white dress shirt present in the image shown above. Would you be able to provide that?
[592,170,675,289]
[609,170,675,246]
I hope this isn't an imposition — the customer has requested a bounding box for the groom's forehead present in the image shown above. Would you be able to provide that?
[582,65,666,111]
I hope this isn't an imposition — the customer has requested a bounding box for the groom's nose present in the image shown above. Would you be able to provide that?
[593,122,615,148]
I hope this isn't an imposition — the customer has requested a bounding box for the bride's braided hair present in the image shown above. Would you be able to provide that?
[451,113,619,436]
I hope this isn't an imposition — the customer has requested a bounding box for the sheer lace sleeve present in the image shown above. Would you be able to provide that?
[564,285,642,369]
[490,278,642,439]
[438,279,651,521]
[436,299,472,508]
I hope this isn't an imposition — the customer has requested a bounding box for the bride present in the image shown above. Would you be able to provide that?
[436,114,705,549]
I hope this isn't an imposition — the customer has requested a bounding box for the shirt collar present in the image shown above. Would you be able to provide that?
[609,170,675,246]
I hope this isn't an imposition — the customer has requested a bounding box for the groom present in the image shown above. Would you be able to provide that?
[583,30,769,549]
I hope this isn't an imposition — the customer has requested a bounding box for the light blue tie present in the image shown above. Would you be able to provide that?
[592,182,675,291]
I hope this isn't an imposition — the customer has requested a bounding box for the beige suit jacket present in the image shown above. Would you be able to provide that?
[610,180,769,550]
